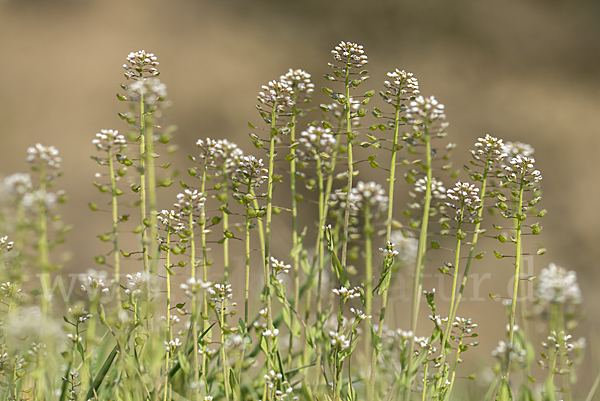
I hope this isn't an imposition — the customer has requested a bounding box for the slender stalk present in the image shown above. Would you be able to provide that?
[370,102,402,399]
[262,104,279,399]
[139,92,149,278]
[199,165,210,378]
[506,172,525,379]
[144,123,158,277]
[220,305,230,400]
[288,104,299,371]
[404,127,433,400]
[363,202,373,400]
[440,210,464,371]
[163,228,172,401]
[421,362,429,401]
[221,162,231,284]
[340,71,353,269]
[108,147,122,308]
[188,212,200,401]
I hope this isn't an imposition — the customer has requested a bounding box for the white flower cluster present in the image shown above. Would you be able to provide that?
[22,190,60,211]
[235,156,268,189]
[491,341,525,363]
[452,317,477,334]
[207,283,234,304]
[329,330,350,350]
[536,263,582,304]
[0,282,20,298]
[180,278,212,298]
[124,272,150,297]
[446,181,481,213]
[174,189,206,214]
[270,257,291,276]
[471,134,505,162]
[351,181,389,215]
[196,138,222,167]
[503,141,534,158]
[165,338,182,352]
[214,139,244,172]
[68,306,93,324]
[406,96,447,127]
[503,155,542,183]
[128,77,167,106]
[382,69,420,104]
[332,286,361,301]
[299,126,337,161]
[414,177,446,200]
[27,143,62,168]
[281,69,315,103]
[379,241,399,257]
[93,129,127,152]
[262,328,280,338]
[79,268,110,297]
[157,209,185,233]
[330,188,361,215]
[389,231,418,267]
[0,236,14,253]
[124,50,159,79]
[350,308,371,321]
[257,80,294,110]
[4,173,32,197]
[331,41,368,69]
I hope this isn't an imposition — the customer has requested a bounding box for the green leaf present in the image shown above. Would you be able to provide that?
[229,368,242,400]
[518,385,534,401]
[85,345,118,400]
[494,250,504,259]
[495,377,513,401]
[430,241,441,249]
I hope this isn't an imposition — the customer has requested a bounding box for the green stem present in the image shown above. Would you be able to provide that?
[189,212,200,401]
[108,147,122,308]
[506,169,525,379]
[371,103,401,399]
[421,361,429,401]
[221,162,231,284]
[139,92,149,278]
[440,210,464,368]
[163,229,172,401]
[288,106,299,371]
[220,305,230,400]
[340,70,353,269]
[263,105,279,396]
[200,166,210,379]
[364,202,373,400]
[404,126,433,400]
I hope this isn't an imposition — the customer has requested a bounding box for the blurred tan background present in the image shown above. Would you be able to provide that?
[1,0,599,396]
